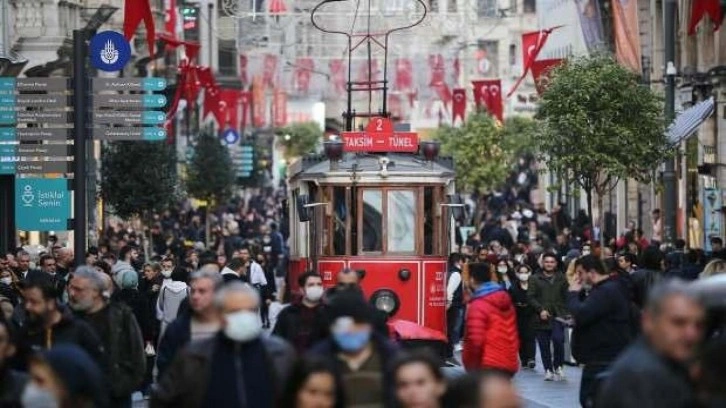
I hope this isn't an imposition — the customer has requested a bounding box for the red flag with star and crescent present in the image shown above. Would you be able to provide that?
[123,0,156,54]
[507,26,562,97]
[472,79,503,122]
[452,88,466,124]
[689,0,722,35]
[531,58,564,95]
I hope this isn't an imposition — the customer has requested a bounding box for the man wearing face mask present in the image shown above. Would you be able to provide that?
[325,268,390,337]
[151,281,295,408]
[309,291,400,407]
[273,271,328,354]
[16,275,105,371]
[568,255,633,408]
[68,267,145,408]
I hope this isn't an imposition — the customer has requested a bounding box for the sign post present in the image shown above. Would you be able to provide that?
[73,29,88,267]
[340,117,419,153]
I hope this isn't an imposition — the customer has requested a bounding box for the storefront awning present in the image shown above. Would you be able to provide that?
[666,96,715,145]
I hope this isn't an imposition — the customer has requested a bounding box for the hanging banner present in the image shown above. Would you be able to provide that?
[272,89,287,128]
[428,54,446,87]
[262,54,278,89]
[452,57,461,84]
[329,59,346,95]
[508,26,561,97]
[240,91,251,130]
[612,0,642,72]
[123,0,156,54]
[452,88,466,124]
[240,54,249,85]
[395,58,413,91]
[295,58,314,94]
[472,79,503,122]
[164,0,177,35]
[220,89,241,130]
[575,0,605,52]
[202,85,221,123]
[531,59,564,95]
[389,94,403,119]
[184,42,200,61]
[252,76,266,127]
[689,0,722,35]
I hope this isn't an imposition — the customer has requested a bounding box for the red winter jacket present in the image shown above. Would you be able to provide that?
[462,283,520,373]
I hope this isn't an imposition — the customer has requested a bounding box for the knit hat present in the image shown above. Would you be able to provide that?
[34,344,106,406]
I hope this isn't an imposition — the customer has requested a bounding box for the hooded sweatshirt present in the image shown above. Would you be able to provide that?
[462,282,520,373]
[156,280,189,336]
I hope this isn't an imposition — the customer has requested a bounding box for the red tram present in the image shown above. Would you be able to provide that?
[287,117,463,337]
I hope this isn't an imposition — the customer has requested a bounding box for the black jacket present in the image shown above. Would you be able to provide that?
[567,278,633,364]
[597,339,699,408]
[156,311,191,378]
[0,369,27,408]
[631,268,664,310]
[272,302,329,354]
[527,272,569,330]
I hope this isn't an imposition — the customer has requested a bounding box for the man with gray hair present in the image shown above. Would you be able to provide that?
[156,268,223,378]
[597,279,706,408]
[69,267,145,408]
[152,281,295,408]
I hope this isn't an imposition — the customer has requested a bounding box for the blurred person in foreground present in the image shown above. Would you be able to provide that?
[0,316,26,406]
[273,271,328,354]
[597,280,705,408]
[151,281,295,408]
[309,290,399,408]
[392,351,447,408]
[22,344,107,408]
[279,356,345,408]
[691,336,726,407]
[462,262,519,376]
[568,255,633,407]
[444,369,521,408]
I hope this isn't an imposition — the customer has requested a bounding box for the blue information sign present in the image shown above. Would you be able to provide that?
[221,128,240,145]
[89,31,132,72]
[15,178,71,231]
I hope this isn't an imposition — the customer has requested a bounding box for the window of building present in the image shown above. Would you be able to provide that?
[509,43,517,66]
[523,0,535,13]
[429,0,439,12]
[218,40,237,76]
[477,0,497,17]
[447,0,457,12]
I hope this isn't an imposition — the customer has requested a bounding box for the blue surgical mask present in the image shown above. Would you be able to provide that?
[333,331,371,353]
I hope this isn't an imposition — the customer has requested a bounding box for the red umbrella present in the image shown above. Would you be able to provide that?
[269,0,287,14]
[387,319,447,343]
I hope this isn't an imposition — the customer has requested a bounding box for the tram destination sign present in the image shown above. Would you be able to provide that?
[341,117,418,153]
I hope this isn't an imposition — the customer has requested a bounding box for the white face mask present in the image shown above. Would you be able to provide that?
[0,277,11,285]
[21,383,59,408]
[304,286,324,302]
[224,311,262,342]
[497,266,508,274]
[161,269,172,278]
[517,273,530,282]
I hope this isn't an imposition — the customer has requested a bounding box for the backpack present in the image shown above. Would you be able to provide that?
[159,285,189,324]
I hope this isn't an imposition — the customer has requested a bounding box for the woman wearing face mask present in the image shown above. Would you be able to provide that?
[0,269,20,308]
[279,357,345,408]
[496,260,513,290]
[22,344,107,408]
[509,265,536,369]
[393,351,446,408]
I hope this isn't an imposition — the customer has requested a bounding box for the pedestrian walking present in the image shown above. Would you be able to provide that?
[156,267,189,337]
[631,246,665,310]
[527,252,569,381]
[151,281,295,408]
[568,255,633,407]
[0,316,26,407]
[68,267,146,407]
[392,351,447,408]
[444,369,521,408]
[509,264,536,369]
[597,280,706,408]
[462,262,519,375]
[273,271,328,354]
[446,253,465,362]
[279,356,345,408]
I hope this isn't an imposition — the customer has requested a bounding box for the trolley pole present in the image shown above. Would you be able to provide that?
[662,0,677,245]
[73,29,88,267]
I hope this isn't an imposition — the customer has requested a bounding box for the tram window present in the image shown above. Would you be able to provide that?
[387,190,416,253]
[333,187,347,255]
[362,190,383,252]
[424,187,435,255]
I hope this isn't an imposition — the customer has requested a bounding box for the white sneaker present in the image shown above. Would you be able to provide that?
[544,370,555,381]
[555,366,566,381]
[454,343,463,352]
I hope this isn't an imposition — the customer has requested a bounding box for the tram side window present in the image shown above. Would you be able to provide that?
[333,187,347,255]
[362,190,383,252]
[387,190,416,253]
[424,187,434,255]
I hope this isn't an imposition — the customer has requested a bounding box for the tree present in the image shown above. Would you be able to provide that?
[186,132,235,243]
[501,116,538,158]
[277,122,323,159]
[100,141,178,253]
[534,54,670,239]
[436,112,515,194]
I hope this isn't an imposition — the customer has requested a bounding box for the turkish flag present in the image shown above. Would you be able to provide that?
[197,66,215,88]
[433,83,452,107]
[688,0,722,35]
[472,79,503,122]
[203,85,221,123]
[252,76,266,127]
[295,58,314,93]
[273,89,287,127]
[184,42,200,61]
[263,54,278,89]
[164,0,177,35]
[123,0,156,55]
[452,58,461,82]
[507,26,561,97]
[220,89,242,129]
[240,55,249,85]
[428,54,446,87]
[395,58,413,91]
[329,59,346,95]
[181,62,201,107]
[452,88,466,124]
[531,58,564,95]
[157,32,182,48]
[240,91,251,130]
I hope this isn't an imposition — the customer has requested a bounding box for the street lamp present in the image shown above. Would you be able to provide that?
[663,0,677,244]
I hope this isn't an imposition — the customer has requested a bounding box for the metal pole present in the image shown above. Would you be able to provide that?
[73,30,88,267]
[663,0,677,244]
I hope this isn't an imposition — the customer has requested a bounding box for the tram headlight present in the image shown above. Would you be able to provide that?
[370,289,400,317]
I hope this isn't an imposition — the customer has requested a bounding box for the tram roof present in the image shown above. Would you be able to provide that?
[288,152,455,181]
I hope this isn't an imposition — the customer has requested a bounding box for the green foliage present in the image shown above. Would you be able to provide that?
[278,122,322,159]
[534,54,669,195]
[501,116,538,157]
[436,112,512,193]
[100,141,178,220]
[186,132,235,203]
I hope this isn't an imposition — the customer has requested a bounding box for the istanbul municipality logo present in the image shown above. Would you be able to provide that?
[90,31,131,72]
[21,185,34,207]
